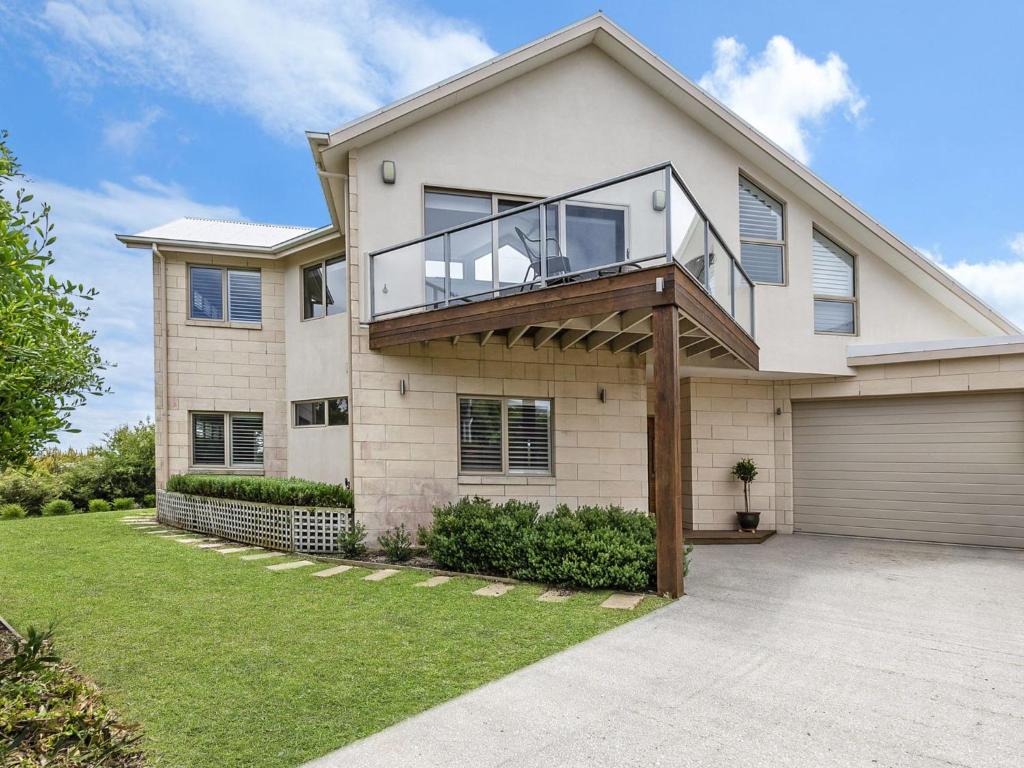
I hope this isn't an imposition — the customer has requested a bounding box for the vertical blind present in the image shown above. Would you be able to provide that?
[738,177,784,284]
[507,399,552,472]
[227,270,262,322]
[459,398,502,472]
[230,415,264,466]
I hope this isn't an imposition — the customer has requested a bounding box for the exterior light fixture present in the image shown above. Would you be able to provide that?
[652,189,666,211]
[399,379,407,396]
[381,160,396,184]
[599,387,607,403]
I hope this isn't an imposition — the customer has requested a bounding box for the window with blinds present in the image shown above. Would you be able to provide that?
[738,176,784,284]
[190,413,264,467]
[812,230,856,334]
[458,397,553,475]
[189,266,261,323]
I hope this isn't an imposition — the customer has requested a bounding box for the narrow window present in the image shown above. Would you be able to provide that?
[303,257,347,319]
[506,398,552,473]
[294,401,325,427]
[812,230,857,334]
[325,257,347,316]
[327,397,349,426]
[458,398,503,473]
[227,269,262,323]
[189,266,224,320]
[192,413,225,465]
[230,414,264,466]
[303,263,324,319]
[738,176,785,284]
[293,398,349,427]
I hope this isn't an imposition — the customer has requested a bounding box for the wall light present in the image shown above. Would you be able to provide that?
[399,379,407,396]
[652,189,666,211]
[598,387,607,403]
[381,160,396,184]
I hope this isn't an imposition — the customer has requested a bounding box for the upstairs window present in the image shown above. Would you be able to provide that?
[191,412,264,467]
[812,230,857,334]
[738,176,785,284]
[189,266,261,323]
[302,256,347,319]
[458,396,552,475]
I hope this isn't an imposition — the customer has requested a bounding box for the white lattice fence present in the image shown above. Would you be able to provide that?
[156,490,351,553]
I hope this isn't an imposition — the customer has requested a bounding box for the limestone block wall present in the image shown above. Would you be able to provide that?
[154,252,287,486]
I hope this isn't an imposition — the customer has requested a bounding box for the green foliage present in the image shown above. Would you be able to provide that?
[337,521,368,557]
[0,467,58,515]
[0,502,27,519]
[732,457,758,514]
[0,131,108,469]
[166,474,354,509]
[41,498,74,516]
[88,498,111,513]
[112,497,136,511]
[377,523,413,563]
[424,498,680,591]
[142,493,156,508]
[0,624,144,767]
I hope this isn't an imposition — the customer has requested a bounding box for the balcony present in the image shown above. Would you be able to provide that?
[367,163,758,370]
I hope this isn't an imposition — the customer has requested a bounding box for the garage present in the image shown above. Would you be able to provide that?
[792,392,1024,548]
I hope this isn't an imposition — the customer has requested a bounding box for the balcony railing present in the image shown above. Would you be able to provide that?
[367,162,756,338]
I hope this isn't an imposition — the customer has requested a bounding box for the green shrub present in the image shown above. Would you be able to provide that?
[166,474,354,509]
[41,499,74,516]
[87,499,111,513]
[425,497,538,576]
[142,493,156,508]
[0,468,57,516]
[112,497,135,510]
[1,502,27,519]
[425,498,684,591]
[378,523,413,563]
[337,521,368,557]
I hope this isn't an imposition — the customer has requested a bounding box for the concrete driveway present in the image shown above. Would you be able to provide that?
[305,535,1024,768]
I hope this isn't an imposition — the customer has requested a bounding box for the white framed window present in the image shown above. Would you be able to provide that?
[812,229,857,335]
[188,266,262,323]
[190,412,264,468]
[293,397,349,427]
[738,175,785,284]
[458,396,552,475]
[302,256,347,320]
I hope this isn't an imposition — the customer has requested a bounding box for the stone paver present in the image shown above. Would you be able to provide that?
[126,522,159,527]
[600,593,644,610]
[266,560,315,572]
[240,552,285,561]
[174,537,210,544]
[473,583,513,597]
[414,575,451,588]
[538,589,574,603]
[197,542,229,549]
[217,547,257,554]
[144,529,172,534]
[313,565,353,578]
[363,568,399,582]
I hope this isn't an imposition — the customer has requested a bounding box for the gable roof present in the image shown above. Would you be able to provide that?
[311,13,1017,336]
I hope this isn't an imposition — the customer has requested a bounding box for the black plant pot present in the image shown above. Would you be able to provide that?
[736,511,760,532]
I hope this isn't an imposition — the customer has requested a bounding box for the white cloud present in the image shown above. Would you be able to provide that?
[916,245,1024,330]
[39,0,496,138]
[1009,232,1024,256]
[699,36,865,164]
[103,106,163,154]
[18,172,240,448]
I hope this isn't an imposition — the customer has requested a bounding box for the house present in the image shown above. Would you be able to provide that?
[118,14,1024,596]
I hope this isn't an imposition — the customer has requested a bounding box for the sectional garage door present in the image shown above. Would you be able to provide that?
[792,392,1024,548]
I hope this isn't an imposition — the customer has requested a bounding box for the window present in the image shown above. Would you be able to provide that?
[188,266,261,323]
[191,413,263,467]
[302,257,347,319]
[458,396,552,475]
[293,397,349,427]
[738,176,785,284]
[812,230,857,334]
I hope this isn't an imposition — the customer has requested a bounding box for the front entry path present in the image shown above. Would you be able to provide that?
[305,535,1024,768]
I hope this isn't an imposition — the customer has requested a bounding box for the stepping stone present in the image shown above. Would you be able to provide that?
[217,547,257,554]
[538,589,574,603]
[363,568,399,582]
[266,560,315,572]
[175,537,211,544]
[313,565,353,578]
[126,522,159,527]
[240,552,285,561]
[600,593,644,610]
[414,575,451,588]
[145,529,172,534]
[473,583,513,597]
[196,542,229,549]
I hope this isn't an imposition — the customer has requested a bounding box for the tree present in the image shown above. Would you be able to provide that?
[0,131,108,469]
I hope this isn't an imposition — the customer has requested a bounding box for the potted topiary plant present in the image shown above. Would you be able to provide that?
[732,458,759,532]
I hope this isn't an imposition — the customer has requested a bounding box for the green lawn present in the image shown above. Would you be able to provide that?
[0,512,665,768]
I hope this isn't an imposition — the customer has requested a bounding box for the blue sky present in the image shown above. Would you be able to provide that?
[2,0,1022,449]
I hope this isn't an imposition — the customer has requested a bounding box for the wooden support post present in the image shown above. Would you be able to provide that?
[652,304,684,598]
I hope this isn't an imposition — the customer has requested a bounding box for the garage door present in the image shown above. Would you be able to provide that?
[792,392,1024,548]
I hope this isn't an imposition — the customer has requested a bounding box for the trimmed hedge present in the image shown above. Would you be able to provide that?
[41,499,74,516]
[166,474,354,509]
[424,497,686,592]
[142,493,156,508]
[1,503,27,520]
[112,497,136,510]
[87,499,111,513]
